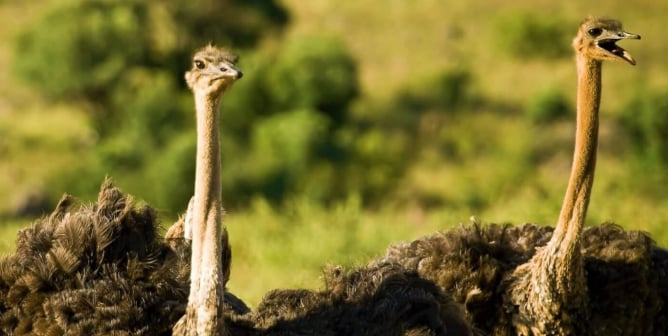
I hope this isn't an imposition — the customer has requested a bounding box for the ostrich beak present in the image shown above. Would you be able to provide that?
[596,31,641,66]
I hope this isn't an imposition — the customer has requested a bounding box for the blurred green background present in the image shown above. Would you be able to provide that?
[1,0,667,306]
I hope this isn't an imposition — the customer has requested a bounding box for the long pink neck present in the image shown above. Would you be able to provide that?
[188,91,225,335]
[549,55,601,281]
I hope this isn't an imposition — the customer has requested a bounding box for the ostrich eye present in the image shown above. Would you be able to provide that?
[194,60,205,69]
[588,28,602,37]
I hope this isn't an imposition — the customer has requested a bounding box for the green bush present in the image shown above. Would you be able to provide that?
[334,127,413,203]
[13,1,148,100]
[135,35,361,209]
[264,36,359,124]
[221,36,358,133]
[13,0,289,136]
[46,158,106,205]
[111,70,191,147]
[145,132,196,214]
[619,88,668,166]
[94,70,189,173]
[215,36,368,205]
[396,68,472,114]
[242,109,331,202]
[495,12,571,59]
[163,0,289,50]
[17,0,400,211]
[16,0,292,213]
[525,88,572,123]
[251,109,330,175]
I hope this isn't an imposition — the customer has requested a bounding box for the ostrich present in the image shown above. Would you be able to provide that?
[175,44,243,335]
[378,17,667,335]
[506,16,641,334]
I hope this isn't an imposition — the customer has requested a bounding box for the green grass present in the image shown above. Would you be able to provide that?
[0,219,27,253]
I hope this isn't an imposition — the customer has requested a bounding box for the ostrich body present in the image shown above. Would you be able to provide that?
[0,181,473,335]
[379,17,667,335]
[179,44,243,335]
[233,262,472,336]
[381,221,667,335]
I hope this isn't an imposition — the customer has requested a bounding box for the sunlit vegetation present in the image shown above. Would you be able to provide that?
[2,0,668,306]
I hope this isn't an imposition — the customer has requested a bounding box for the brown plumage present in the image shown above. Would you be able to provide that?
[0,181,472,335]
[379,220,667,335]
[227,262,473,336]
[0,179,186,335]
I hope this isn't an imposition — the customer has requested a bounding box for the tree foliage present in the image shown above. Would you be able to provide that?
[13,0,289,135]
[13,0,411,214]
[14,1,148,100]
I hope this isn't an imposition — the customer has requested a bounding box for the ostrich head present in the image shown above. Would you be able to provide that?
[185,44,243,99]
[573,16,641,65]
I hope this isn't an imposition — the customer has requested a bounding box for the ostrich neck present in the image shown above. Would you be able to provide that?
[507,55,601,335]
[549,56,601,264]
[193,93,223,246]
[190,91,225,334]
[506,53,602,335]
[542,55,601,292]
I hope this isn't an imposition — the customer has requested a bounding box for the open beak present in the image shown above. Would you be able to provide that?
[596,31,641,65]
